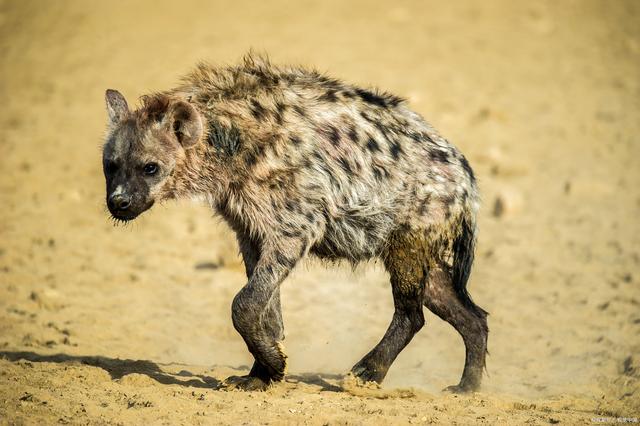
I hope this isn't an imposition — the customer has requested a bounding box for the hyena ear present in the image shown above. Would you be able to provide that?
[167,100,203,149]
[105,89,129,123]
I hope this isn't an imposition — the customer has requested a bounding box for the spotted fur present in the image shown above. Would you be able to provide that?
[102,53,488,392]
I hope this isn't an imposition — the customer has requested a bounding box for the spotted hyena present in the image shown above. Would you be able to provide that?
[102,53,488,392]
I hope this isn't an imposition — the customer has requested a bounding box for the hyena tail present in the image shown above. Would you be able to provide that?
[451,216,488,319]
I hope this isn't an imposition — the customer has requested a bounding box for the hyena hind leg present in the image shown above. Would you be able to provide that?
[424,265,488,393]
[351,230,427,384]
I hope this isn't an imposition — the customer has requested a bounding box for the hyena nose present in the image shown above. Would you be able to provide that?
[109,194,131,211]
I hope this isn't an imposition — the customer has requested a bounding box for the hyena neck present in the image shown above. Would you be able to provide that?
[172,140,228,205]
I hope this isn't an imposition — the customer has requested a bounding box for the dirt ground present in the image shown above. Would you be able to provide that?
[0,0,639,424]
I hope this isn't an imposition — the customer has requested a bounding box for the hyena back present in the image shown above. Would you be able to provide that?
[102,53,488,392]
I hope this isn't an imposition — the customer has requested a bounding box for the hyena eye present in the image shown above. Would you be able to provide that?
[143,162,159,176]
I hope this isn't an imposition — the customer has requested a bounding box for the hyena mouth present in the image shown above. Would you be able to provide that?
[109,200,155,223]
[110,211,139,223]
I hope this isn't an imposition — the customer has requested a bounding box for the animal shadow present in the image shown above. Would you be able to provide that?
[0,351,347,392]
[0,351,219,389]
[286,372,344,392]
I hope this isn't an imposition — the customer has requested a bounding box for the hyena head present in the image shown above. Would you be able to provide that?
[102,89,203,221]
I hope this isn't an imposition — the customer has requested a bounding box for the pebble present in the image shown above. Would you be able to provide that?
[492,188,524,218]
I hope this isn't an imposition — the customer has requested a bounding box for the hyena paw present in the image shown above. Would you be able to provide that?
[443,383,478,394]
[350,362,386,384]
[221,375,270,392]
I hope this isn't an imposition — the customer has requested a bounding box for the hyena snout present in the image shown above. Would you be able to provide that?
[107,192,131,211]
[106,183,154,221]
[107,189,136,221]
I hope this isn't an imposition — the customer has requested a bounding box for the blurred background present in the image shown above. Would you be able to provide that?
[0,0,638,423]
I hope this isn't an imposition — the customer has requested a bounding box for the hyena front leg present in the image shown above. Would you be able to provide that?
[223,234,285,390]
[237,234,285,343]
[223,238,302,391]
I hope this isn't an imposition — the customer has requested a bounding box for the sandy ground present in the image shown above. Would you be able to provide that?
[0,0,639,424]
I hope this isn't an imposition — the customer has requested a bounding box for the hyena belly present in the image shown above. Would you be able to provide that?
[309,201,400,262]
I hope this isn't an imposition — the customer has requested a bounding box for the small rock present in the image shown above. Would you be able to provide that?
[19,393,34,402]
[492,188,524,218]
[195,260,223,270]
[622,356,635,376]
[493,198,504,217]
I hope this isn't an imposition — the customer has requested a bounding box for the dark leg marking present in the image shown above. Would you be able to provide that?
[350,230,426,384]
[423,265,488,393]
